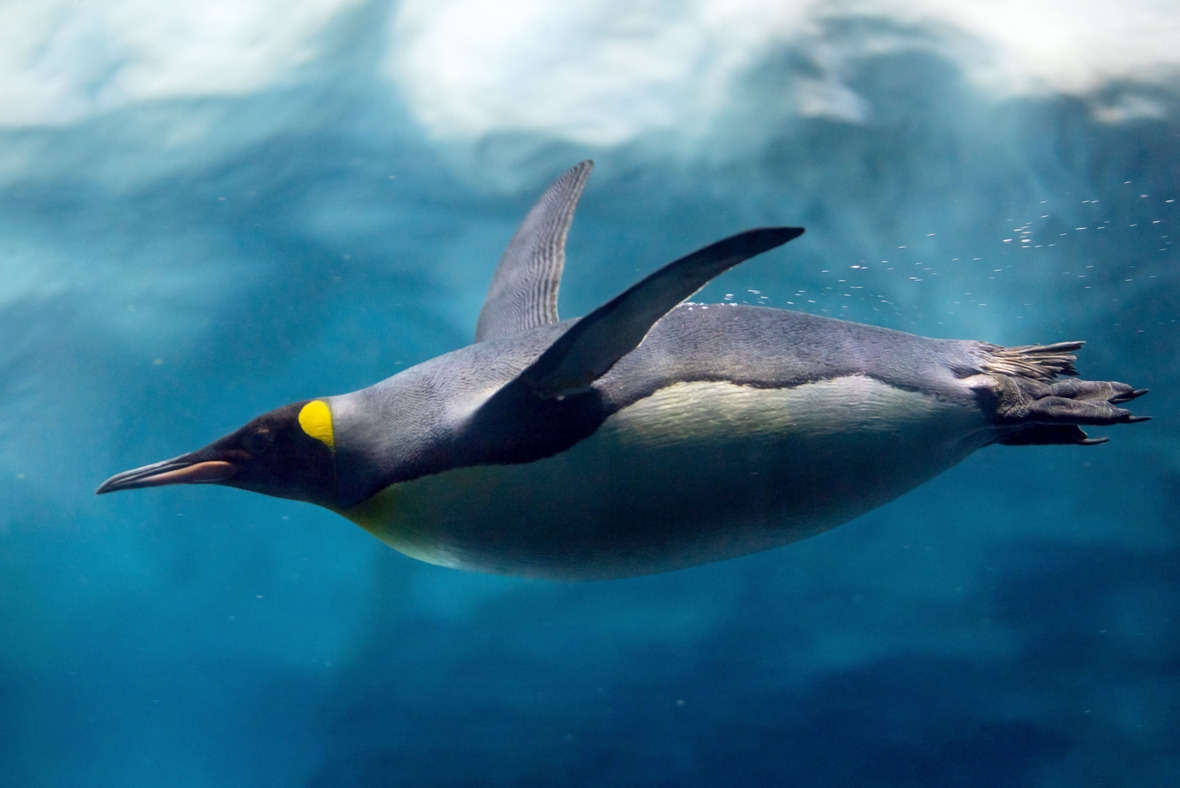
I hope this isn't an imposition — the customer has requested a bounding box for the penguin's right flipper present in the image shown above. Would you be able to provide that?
[474,161,594,343]
[515,227,804,400]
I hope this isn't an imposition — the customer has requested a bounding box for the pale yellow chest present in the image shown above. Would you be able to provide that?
[337,377,989,579]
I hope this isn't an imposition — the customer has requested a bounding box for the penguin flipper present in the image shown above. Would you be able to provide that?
[516,227,804,399]
[474,161,594,343]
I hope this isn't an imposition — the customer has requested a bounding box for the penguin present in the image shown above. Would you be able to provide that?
[97,161,1148,580]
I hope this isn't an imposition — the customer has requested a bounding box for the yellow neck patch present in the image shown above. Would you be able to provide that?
[298,400,335,452]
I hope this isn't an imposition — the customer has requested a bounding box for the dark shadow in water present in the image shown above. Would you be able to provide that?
[301,535,1178,787]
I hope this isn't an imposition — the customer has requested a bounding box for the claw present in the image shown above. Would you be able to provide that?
[1125,415,1152,423]
[1111,388,1150,403]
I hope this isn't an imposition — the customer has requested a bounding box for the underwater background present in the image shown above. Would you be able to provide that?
[1,1,1177,785]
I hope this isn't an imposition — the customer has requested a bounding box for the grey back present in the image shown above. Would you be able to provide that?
[474,161,593,343]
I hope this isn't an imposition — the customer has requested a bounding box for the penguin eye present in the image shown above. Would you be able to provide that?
[242,429,273,456]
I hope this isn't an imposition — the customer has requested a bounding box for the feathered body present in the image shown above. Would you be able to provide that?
[97,162,1147,580]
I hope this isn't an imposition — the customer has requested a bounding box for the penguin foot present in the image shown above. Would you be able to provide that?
[985,374,1148,446]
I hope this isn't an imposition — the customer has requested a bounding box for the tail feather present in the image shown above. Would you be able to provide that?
[981,341,1083,380]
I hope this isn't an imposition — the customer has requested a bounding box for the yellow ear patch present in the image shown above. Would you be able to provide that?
[298,400,335,452]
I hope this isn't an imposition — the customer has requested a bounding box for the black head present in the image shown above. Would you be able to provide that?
[96,400,338,508]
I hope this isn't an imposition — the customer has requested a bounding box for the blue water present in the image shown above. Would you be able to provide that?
[1,6,1177,786]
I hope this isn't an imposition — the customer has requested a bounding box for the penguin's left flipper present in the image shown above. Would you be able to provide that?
[475,161,594,343]
[516,226,804,400]
[992,377,1149,446]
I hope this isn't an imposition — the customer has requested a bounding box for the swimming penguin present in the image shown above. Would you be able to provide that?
[97,161,1148,580]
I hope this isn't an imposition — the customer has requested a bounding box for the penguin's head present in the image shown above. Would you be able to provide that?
[96,400,337,507]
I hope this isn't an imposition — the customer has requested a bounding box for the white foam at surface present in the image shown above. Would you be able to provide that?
[388,0,1180,144]
[387,0,817,145]
[1,0,1175,142]
[0,0,363,126]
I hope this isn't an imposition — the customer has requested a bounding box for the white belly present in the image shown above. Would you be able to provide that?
[339,376,992,579]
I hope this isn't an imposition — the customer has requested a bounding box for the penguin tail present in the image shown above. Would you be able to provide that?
[979,341,1084,380]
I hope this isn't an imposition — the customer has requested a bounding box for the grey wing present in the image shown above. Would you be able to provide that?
[473,160,594,343]
[515,227,804,399]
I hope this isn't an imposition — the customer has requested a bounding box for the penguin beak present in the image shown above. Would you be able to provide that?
[96,454,239,494]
